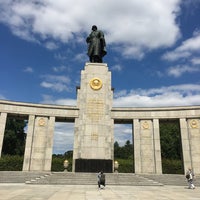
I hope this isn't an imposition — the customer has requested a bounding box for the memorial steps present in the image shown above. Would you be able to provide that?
[25,172,163,186]
[0,171,50,183]
[142,174,200,186]
[2,171,199,186]
[0,171,199,186]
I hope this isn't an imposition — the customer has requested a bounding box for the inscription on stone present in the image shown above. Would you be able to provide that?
[91,132,98,140]
[86,99,105,122]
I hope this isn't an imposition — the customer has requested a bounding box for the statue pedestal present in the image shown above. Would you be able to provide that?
[73,63,114,172]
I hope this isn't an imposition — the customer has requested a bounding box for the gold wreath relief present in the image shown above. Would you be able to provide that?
[142,121,149,129]
[38,117,46,126]
[89,77,103,90]
[190,119,198,129]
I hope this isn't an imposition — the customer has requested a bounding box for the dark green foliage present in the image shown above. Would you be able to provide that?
[2,118,27,156]
[114,140,134,173]
[51,151,73,171]
[159,120,184,174]
[116,158,134,173]
[162,159,183,174]
[160,120,182,159]
[0,155,23,171]
[114,140,133,159]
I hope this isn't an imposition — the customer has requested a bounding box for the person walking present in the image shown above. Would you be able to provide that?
[98,171,106,189]
[186,168,195,189]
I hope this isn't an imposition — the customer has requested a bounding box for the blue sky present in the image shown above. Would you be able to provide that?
[0,0,200,154]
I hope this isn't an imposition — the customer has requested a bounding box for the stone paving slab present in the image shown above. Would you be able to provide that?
[0,183,200,200]
[0,184,199,200]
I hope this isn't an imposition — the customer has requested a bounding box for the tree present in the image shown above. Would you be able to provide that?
[114,141,121,158]
[114,140,133,159]
[160,121,182,159]
[124,140,133,159]
[2,118,27,156]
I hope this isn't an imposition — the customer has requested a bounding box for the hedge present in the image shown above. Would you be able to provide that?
[0,155,23,171]
[0,156,183,174]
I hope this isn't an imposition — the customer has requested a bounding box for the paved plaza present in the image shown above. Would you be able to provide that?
[0,184,199,200]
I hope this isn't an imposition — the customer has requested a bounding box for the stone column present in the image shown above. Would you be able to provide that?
[134,119,141,173]
[23,115,55,171]
[153,119,162,174]
[44,116,55,171]
[73,63,113,172]
[139,119,155,173]
[135,119,161,174]
[180,118,191,173]
[0,112,7,157]
[23,115,35,171]
[187,119,200,174]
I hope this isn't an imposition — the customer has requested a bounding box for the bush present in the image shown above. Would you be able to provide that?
[115,158,183,174]
[0,155,23,171]
[51,156,72,172]
[162,158,183,174]
[115,158,134,173]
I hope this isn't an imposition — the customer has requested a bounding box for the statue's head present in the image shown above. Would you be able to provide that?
[92,25,97,31]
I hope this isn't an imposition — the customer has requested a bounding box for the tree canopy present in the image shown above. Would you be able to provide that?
[2,118,27,156]
[160,120,182,160]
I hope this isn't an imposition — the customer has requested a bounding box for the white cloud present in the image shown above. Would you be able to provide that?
[191,57,200,65]
[114,124,132,146]
[113,84,200,107]
[0,0,181,58]
[53,122,74,154]
[167,65,200,77]
[41,94,77,106]
[40,74,72,92]
[73,53,88,62]
[44,41,59,50]
[23,67,34,73]
[52,66,67,72]
[161,31,200,77]
[111,64,123,72]
[162,32,200,61]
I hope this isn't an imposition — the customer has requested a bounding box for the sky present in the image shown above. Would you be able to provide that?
[0,0,200,154]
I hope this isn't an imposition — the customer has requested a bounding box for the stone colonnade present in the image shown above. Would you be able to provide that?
[0,101,200,173]
[112,108,200,174]
[0,102,78,171]
[0,62,200,174]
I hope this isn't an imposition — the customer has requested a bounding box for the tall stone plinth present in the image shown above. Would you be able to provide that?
[73,63,114,172]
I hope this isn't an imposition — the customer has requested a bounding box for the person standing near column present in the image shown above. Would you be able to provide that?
[186,167,195,189]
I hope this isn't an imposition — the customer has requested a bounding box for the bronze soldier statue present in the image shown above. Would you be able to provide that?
[86,25,107,63]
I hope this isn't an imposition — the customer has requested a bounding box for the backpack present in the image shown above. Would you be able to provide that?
[186,174,190,179]
[100,174,105,182]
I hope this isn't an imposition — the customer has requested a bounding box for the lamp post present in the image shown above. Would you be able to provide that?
[63,160,69,172]
[114,161,119,173]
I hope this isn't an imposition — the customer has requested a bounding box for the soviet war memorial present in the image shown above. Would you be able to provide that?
[1,25,200,174]
[1,1,200,199]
